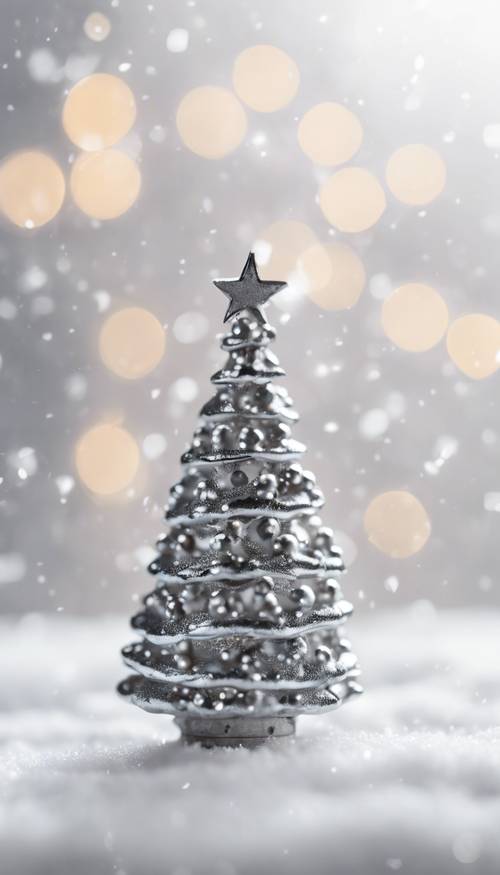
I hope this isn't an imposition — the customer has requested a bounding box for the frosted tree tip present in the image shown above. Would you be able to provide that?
[213,251,287,323]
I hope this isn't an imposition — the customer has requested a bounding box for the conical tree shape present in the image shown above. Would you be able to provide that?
[118,254,362,744]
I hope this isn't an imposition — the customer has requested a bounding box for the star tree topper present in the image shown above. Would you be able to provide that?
[214,252,287,322]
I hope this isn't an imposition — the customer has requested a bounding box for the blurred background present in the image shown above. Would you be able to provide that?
[1,0,499,616]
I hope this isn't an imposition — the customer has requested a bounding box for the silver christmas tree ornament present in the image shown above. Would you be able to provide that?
[118,253,362,746]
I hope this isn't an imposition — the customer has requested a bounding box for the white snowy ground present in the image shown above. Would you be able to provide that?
[1,606,499,875]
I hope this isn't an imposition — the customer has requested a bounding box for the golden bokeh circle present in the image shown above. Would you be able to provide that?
[84,12,111,42]
[254,219,318,281]
[63,73,136,151]
[382,283,449,352]
[364,490,431,558]
[386,144,446,205]
[0,150,65,228]
[446,314,500,379]
[299,241,366,310]
[298,102,363,166]
[319,167,386,232]
[176,86,247,159]
[99,307,166,379]
[75,423,140,495]
[232,44,300,112]
[70,149,141,220]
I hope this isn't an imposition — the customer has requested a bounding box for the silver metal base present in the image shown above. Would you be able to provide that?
[177,715,296,748]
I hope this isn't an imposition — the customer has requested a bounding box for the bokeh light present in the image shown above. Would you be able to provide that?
[83,12,111,42]
[319,167,386,232]
[0,150,65,229]
[70,149,141,220]
[299,241,366,310]
[172,376,199,403]
[232,44,300,112]
[386,144,446,205]
[167,28,189,53]
[446,314,500,379]
[75,423,140,496]
[382,282,449,352]
[173,311,209,344]
[254,219,317,281]
[176,86,247,159]
[142,433,167,460]
[364,490,431,558]
[298,102,363,166]
[99,307,166,379]
[63,73,136,151]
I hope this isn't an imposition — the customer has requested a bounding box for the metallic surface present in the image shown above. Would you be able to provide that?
[119,268,361,733]
[177,715,296,747]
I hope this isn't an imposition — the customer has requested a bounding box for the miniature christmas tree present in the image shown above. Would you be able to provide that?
[118,253,362,745]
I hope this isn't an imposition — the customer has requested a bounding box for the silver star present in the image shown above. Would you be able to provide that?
[213,252,287,322]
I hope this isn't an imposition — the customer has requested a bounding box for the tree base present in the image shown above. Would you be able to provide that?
[177,715,296,748]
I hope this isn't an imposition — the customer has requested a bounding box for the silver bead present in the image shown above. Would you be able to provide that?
[315,527,334,550]
[230,469,249,488]
[274,533,298,556]
[290,584,315,611]
[239,426,264,450]
[256,517,280,541]
[226,519,244,540]
[315,645,332,664]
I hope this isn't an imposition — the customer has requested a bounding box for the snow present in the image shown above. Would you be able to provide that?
[166,29,189,54]
[483,125,500,150]
[142,433,168,460]
[358,408,389,439]
[483,492,500,513]
[173,311,210,344]
[1,607,499,874]
[0,554,27,585]
[171,376,199,403]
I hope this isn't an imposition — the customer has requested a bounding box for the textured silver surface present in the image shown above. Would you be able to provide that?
[119,257,361,734]
[177,715,296,747]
